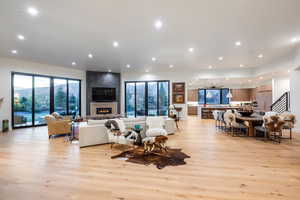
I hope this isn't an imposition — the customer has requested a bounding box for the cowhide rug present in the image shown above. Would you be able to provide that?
[111,147,190,169]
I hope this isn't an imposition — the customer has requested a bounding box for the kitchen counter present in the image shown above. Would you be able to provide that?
[187,103,244,117]
[200,106,243,119]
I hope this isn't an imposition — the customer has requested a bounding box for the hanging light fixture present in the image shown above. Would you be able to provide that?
[206,91,212,98]
[226,90,233,98]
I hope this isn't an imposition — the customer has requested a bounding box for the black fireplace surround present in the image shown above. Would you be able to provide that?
[86,71,121,115]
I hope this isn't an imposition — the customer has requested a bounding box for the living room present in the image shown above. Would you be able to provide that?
[1,1,300,200]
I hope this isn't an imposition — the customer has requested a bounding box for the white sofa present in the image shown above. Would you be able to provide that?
[78,117,176,148]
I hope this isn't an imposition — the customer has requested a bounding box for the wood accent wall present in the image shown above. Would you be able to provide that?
[188,89,198,102]
[231,89,252,101]
[188,106,198,115]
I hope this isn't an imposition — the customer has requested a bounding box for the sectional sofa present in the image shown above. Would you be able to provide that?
[78,117,176,147]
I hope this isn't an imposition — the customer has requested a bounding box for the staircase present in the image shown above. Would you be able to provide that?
[271,92,290,113]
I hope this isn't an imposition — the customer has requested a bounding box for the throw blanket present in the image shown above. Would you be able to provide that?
[105,120,138,141]
[104,120,120,131]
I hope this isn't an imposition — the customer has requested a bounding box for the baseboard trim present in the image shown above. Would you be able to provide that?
[294,128,300,133]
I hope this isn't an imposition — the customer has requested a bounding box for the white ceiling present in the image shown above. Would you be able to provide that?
[0,0,300,73]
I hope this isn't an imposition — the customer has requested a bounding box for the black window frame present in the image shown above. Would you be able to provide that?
[125,80,170,117]
[11,72,81,129]
[198,88,230,105]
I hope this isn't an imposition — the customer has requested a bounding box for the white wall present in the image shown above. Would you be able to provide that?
[290,47,300,132]
[290,70,300,132]
[0,57,86,131]
[272,76,290,103]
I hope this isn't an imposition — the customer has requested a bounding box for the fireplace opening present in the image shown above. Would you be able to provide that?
[96,107,112,115]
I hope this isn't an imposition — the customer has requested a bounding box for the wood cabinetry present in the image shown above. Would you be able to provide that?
[201,107,243,119]
[188,106,198,115]
[231,89,252,101]
[254,85,272,111]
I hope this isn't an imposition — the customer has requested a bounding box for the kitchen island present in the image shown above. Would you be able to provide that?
[200,106,243,119]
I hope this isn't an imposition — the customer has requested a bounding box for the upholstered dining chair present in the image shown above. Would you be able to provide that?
[254,112,278,140]
[212,110,219,128]
[224,110,249,136]
[280,112,296,139]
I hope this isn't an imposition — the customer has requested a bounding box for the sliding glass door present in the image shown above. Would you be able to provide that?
[54,79,67,115]
[125,83,135,117]
[34,77,50,125]
[68,80,81,116]
[13,74,33,127]
[147,82,158,116]
[136,82,146,116]
[12,72,81,128]
[158,82,169,116]
[125,81,169,117]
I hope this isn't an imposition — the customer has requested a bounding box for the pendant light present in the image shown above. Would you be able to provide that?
[206,91,212,98]
[226,90,233,98]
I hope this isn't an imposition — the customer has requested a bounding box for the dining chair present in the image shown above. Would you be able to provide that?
[224,110,249,136]
[280,112,296,139]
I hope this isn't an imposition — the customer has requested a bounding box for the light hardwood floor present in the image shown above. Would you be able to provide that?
[1,117,300,200]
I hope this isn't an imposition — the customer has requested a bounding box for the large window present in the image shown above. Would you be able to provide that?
[198,88,230,105]
[125,83,135,117]
[125,81,169,117]
[54,79,67,115]
[12,72,81,128]
[13,74,33,127]
[136,82,146,116]
[34,76,50,125]
[68,80,81,116]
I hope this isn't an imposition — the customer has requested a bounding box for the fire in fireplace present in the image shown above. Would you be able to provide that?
[96,107,112,115]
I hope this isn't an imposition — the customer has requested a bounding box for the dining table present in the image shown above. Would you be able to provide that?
[236,115,264,137]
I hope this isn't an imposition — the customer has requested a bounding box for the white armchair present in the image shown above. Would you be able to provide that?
[145,117,168,137]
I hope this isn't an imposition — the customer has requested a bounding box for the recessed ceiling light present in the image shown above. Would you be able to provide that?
[225,78,229,81]
[188,48,194,52]
[108,69,112,72]
[235,41,242,46]
[169,65,174,68]
[248,80,252,82]
[291,37,298,43]
[154,20,163,29]
[113,41,119,47]
[145,69,149,73]
[259,76,263,80]
[88,53,93,58]
[72,62,76,66]
[126,64,131,68]
[17,34,25,40]
[288,69,291,73]
[218,57,224,61]
[208,65,213,69]
[27,7,39,16]
[152,57,156,62]
[240,64,244,67]
[258,54,263,58]
[11,50,18,54]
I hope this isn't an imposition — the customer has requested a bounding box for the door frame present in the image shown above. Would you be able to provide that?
[11,72,81,129]
[124,80,170,117]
